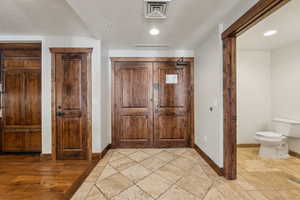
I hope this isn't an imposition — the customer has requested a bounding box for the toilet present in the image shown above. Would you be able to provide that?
[255,118,300,159]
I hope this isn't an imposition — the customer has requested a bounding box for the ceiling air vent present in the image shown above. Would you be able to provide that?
[144,0,172,19]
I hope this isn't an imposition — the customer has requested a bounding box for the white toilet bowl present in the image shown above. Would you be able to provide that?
[255,131,288,158]
[255,118,300,159]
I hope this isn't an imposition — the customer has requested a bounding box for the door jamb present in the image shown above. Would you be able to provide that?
[110,57,195,148]
[50,48,93,160]
[222,0,290,180]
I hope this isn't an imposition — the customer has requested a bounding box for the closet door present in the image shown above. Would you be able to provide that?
[1,47,41,153]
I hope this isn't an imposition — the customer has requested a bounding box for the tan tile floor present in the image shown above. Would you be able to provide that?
[72,147,300,200]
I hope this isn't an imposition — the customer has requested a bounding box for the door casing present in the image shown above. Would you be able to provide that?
[111,57,194,148]
[50,48,92,160]
[222,0,290,180]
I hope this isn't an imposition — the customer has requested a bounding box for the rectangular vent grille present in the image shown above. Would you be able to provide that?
[135,44,169,48]
[144,0,171,19]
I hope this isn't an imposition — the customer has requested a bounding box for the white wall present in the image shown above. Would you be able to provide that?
[271,41,300,153]
[195,25,224,167]
[100,43,111,150]
[0,36,103,154]
[194,0,259,167]
[237,51,272,144]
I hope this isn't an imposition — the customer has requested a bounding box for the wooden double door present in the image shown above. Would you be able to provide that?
[113,59,193,148]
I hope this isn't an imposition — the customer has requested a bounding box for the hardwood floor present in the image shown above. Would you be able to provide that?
[73,147,300,200]
[0,154,91,200]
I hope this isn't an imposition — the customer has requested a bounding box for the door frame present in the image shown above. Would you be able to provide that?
[50,48,93,160]
[111,57,195,148]
[222,0,290,180]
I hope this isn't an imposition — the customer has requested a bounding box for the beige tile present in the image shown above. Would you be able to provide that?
[154,151,178,162]
[141,148,163,155]
[96,173,133,199]
[137,173,172,199]
[169,156,195,172]
[121,164,152,183]
[109,152,126,162]
[202,187,225,200]
[217,179,253,200]
[165,148,187,156]
[117,148,139,156]
[181,149,201,163]
[256,190,283,200]
[110,157,137,171]
[97,155,111,167]
[247,191,270,200]
[86,186,107,200]
[141,157,167,171]
[158,185,199,200]
[129,151,152,162]
[279,190,300,200]
[241,172,274,190]
[155,164,185,183]
[97,165,118,181]
[177,173,213,199]
[112,185,154,200]
[72,182,94,200]
[189,164,209,179]
[85,166,105,183]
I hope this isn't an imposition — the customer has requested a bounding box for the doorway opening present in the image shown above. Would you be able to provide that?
[222,0,294,180]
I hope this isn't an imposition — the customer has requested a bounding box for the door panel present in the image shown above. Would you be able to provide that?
[114,62,153,147]
[3,130,25,152]
[159,68,185,107]
[120,116,149,140]
[62,118,82,149]
[25,130,41,152]
[24,71,41,125]
[158,116,186,139]
[154,62,190,147]
[55,54,88,160]
[4,71,24,126]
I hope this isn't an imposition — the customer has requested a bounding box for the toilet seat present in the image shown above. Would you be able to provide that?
[256,131,285,139]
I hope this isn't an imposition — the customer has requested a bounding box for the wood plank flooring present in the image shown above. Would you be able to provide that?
[0,154,91,200]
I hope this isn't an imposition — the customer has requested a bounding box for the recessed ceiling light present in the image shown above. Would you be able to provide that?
[264,30,277,37]
[150,28,160,36]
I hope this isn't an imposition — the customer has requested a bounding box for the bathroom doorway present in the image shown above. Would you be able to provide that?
[222,0,300,181]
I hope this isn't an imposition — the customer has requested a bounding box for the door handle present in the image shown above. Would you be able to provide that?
[57,111,65,116]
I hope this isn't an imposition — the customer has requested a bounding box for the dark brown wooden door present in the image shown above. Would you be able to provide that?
[153,62,191,147]
[113,59,192,148]
[1,47,41,153]
[54,53,88,160]
[114,62,153,148]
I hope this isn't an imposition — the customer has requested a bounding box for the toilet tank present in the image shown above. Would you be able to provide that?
[272,118,300,138]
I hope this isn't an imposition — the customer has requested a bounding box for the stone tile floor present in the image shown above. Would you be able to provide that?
[72,148,300,200]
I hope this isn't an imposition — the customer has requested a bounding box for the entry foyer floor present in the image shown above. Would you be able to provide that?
[73,147,300,200]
